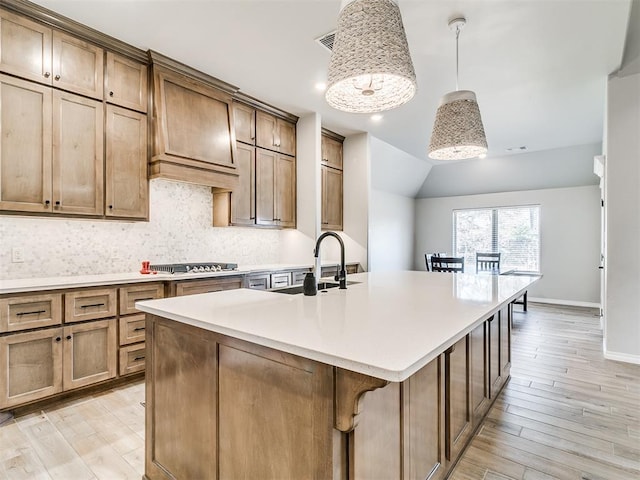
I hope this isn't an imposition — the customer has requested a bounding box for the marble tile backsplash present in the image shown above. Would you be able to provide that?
[0,179,282,280]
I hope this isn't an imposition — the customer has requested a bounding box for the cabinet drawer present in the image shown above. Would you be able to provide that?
[321,265,339,278]
[119,283,164,316]
[175,277,243,297]
[247,274,270,290]
[119,343,146,376]
[0,294,62,333]
[270,272,291,289]
[65,288,117,323]
[292,270,310,286]
[119,313,146,346]
[346,264,360,275]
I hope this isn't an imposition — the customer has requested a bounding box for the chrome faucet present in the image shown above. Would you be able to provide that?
[314,231,347,289]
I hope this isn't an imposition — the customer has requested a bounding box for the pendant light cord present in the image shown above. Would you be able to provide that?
[455,25,460,92]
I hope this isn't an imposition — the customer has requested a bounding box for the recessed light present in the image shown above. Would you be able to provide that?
[506,146,527,152]
[315,82,327,92]
[371,114,383,122]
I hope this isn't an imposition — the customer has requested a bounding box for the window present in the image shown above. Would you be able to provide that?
[453,205,540,273]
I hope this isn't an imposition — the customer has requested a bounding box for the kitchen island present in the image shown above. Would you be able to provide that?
[136,271,538,480]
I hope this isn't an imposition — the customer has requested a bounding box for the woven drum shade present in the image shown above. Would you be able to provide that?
[325,0,417,113]
[428,90,488,161]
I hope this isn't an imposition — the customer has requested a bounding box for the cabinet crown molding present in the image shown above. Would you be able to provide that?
[148,49,238,96]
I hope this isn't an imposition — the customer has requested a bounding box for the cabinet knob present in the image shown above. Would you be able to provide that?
[66,335,72,340]
[109,91,114,97]
[54,74,60,81]
[44,72,51,78]
[45,200,50,206]
[55,201,61,206]
[108,205,113,209]
[55,337,61,342]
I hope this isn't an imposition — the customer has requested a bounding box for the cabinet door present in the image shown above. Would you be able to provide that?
[444,336,471,462]
[231,142,255,226]
[321,135,343,169]
[0,74,52,212]
[105,51,147,112]
[52,90,104,215]
[277,118,296,156]
[233,102,255,145]
[0,327,63,408]
[63,318,117,390]
[154,69,234,168]
[275,154,296,228]
[255,110,277,151]
[255,148,276,226]
[52,30,103,100]
[470,321,489,425]
[0,10,52,85]
[321,165,343,231]
[105,105,148,218]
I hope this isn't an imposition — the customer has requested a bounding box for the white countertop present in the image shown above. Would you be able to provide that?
[136,271,539,382]
[0,263,326,295]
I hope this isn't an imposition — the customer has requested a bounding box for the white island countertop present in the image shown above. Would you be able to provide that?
[136,271,539,382]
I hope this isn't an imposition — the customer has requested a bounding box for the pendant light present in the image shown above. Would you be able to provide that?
[325,0,417,113]
[428,17,487,161]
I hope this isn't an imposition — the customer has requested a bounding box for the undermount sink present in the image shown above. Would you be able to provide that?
[270,281,359,295]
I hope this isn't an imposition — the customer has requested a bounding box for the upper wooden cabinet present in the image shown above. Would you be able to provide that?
[256,149,296,228]
[105,51,148,112]
[0,75,104,216]
[234,102,256,145]
[105,105,148,219]
[0,10,103,99]
[149,61,238,190]
[321,134,343,169]
[321,131,344,231]
[256,110,296,156]
[321,165,343,231]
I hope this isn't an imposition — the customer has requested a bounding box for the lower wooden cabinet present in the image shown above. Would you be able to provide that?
[0,318,117,408]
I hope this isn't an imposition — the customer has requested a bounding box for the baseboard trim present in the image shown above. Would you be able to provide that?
[528,297,600,309]
[603,350,640,365]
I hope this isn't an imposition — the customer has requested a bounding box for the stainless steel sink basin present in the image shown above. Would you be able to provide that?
[270,281,359,295]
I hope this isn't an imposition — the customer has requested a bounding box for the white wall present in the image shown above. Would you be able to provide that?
[414,186,601,305]
[280,114,320,265]
[604,70,640,363]
[0,179,282,280]
[369,190,415,272]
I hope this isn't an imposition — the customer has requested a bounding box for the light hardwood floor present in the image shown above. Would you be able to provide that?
[0,304,638,479]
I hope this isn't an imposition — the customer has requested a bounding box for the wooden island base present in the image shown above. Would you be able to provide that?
[144,303,512,480]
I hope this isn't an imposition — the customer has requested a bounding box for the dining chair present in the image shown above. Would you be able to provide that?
[431,256,465,273]
[476,252,501,273]
[425,253,447,272]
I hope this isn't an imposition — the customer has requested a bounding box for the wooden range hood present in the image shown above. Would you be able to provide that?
[148,50,239,190]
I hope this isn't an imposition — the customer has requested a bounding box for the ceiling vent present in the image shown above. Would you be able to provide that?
[316,30,336,52]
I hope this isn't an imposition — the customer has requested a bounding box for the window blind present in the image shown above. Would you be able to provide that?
[453,205,540,273]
